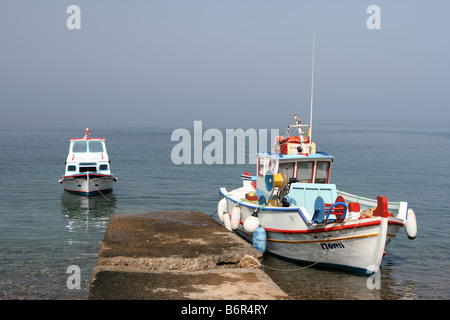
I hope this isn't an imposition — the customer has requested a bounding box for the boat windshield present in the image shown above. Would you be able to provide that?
[315,161,330,183]
[297,162,314,182]
[88,141,104,152]
[72,141,104,153]
[73,141,87,153]
[279,163,295,179]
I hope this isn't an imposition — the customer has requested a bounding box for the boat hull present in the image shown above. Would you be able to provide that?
[219,187,406,275]
[61,174,115,197]
[237,218,388,275]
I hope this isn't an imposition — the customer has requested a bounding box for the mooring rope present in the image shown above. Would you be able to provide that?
[260,218,363,272]
[89,178,112,201]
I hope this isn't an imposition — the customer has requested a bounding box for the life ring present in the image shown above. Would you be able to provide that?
[276,136,310,144]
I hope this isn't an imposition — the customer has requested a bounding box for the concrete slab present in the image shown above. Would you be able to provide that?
[89,266,289,300]
[95,211,263,270]
[89,211,290,300]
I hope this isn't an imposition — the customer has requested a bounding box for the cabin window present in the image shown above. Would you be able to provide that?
[79,162,96,166]
[258,157,264,176]
[67,165,76,172]
[315,161,330,183]
[296,162,314,182]
[79,166,97,172]
[73,141,87,153]
[99,164,108,171]
[279,163,295,178]
[269,159,277,173]
[88,141,104,152]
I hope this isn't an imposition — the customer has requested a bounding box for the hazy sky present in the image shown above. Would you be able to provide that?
[1,1,449,129]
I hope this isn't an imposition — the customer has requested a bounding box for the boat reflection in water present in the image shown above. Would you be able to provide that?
[262,253,419,300]
[60,191,116,232]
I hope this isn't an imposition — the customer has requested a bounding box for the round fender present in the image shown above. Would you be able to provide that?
[405,209,417,240]
[243,215,260,233]
[231,205,241,231]
[217,198,227,222]
[223,213,232,231]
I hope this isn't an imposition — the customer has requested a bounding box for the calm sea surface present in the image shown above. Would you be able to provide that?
[0,123,449,300]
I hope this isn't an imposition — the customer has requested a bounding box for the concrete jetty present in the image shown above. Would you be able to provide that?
[88,211,289,300]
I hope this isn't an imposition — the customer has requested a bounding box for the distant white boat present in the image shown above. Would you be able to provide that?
[218,114,417,275]
[59,128,117,196]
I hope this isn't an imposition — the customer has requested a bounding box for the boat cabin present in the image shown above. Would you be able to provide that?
[255,151,334,204]
[257,152,333,185]
[254,115,335,207]
[64,129,112,176]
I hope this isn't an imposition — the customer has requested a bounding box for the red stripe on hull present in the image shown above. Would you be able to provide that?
[263,218,404,234]
[264,219,382,234]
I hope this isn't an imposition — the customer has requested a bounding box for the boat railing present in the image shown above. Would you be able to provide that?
[337,190,409,220]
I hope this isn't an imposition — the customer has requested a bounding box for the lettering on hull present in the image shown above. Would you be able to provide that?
[320,242,345,250]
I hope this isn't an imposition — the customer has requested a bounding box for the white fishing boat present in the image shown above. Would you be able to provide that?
[218,115,417,275]
[218,31,416,276]
[59,128,117,196]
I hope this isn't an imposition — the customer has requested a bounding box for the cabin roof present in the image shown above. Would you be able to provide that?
[257,152,334,161]
[70,138,105,142]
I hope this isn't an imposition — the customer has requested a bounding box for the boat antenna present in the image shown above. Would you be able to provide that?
[309,29,316,141]
[84,128,91,140]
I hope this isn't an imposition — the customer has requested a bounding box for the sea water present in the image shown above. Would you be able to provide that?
[0,123,449,299]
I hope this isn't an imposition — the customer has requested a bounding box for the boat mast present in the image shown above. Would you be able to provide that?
[309,29,316,142]
[84,128,91,140]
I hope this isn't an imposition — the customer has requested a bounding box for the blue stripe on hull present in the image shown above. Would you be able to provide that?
[64,188,113,197]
